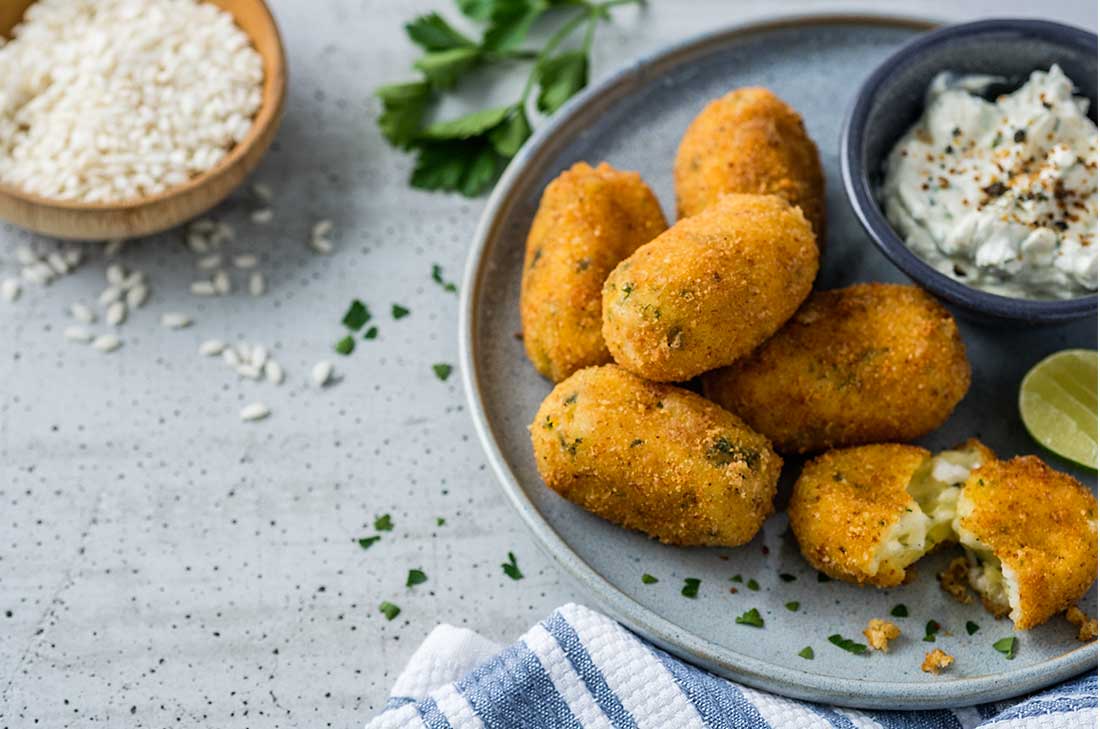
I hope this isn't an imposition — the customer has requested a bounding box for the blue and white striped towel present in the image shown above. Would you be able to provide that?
[367,603,1095,729]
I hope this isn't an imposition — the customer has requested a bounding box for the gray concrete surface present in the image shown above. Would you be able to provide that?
[0,1,1095,727]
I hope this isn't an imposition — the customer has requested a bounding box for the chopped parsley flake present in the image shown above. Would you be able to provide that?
[342,299,370,330]
[436,517,446,526]
[993,637,1017,659]
[392,304,411,319]
[502,551,523,580]
[785,601,800,612]
[891,604,909,618]
[406,569,428,587]
[641,573,658,585]
[431,264,458,293]
[966,621,980,635]
[363,326,379,340]
[735,608,764,628]
[730,575,743,583]
[779,573,797,583]
[798,646,814,659]
[923,620,941,642]
[357,536,381,550]
[828,634,867,654]
[335,335,355,355]
[746,578,760,591]
[681,577,701,598]
[379,601,401,621]
[432,363,453,381]
[374,514,394,532]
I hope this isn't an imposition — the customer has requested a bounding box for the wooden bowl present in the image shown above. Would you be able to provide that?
[0,0,287,241]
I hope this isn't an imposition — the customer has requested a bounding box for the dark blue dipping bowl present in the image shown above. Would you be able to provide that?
[841,18,1098,325]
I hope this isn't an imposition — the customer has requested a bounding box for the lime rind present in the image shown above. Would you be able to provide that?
[1018,349,1098,470]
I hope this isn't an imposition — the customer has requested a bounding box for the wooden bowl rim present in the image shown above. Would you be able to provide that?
[0,0,287,214]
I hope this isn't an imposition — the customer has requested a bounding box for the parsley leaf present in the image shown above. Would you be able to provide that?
[457,0,496,21]
[423,105,513,139]
[432,264,458,293]
[482,0,547,52]
[374,514,394,532]
[746,578,760,591]
[415,47,483,90]
[966,621,980,635]
[681,577,701,598]
[502,551,523,580]
[436,517,446,526]
[993,636,1017,659]
[729,575,743,583]
[364,326,379,340]
[335,335,355,355]
[406,13,477,51]
[736,608,764,628]
[536,51,588,114]
[406,568,428,587]
[785,601,800,612]
[411,139,504,197]
[379,601,401,621]
[488,107,532,157]
[798,646,814,659]
[392,304,411,320]
[641,573,658,585]
[376,81,431,149]
[828,634,867,654]
[357,536,381,550]
[779,573,797,583]
[433,363,453,381]
[923,620,941,642]
[891,604,909,618]
[342,299,370,330]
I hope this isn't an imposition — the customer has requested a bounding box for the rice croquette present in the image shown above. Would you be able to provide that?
[521,161,667,382]
[674,87,825,237]
[702,283,971,453]
[955,456,1098,630]
[529,364,781,547]
[602,194,818,382]
[788,440,992,587]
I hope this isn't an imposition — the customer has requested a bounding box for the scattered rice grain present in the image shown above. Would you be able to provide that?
[263,360,284,385]
[233,254,258,269]
[222,348,241,367]
[92,333,121,352]
[191,280,217,296]
[311,360,334,387]
[161,312,192,329]
[105,300,127,326]
[240,402,270,422]
[98,286,123,306]
[2,278,22,302]
[199,339,226,356]
[197,254,223,270]
[237,363,262,380]
[212,270,231,295]
[126,284,149,309]
[248,272,265,296]
[64,325,94,343]
[250,209,273,224]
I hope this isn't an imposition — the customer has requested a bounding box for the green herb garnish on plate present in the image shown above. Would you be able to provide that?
[736,608,764,628]
[502,551,524,580]
[681,577,701,598]
[828,634,866,654]
[379,601,401,621]
[406,569,428,587]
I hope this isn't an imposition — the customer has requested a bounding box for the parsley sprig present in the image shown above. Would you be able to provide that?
[377,0,643,196]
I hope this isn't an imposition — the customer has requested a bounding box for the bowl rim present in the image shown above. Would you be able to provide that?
[840,17,1099,321]
[0,0,287,213]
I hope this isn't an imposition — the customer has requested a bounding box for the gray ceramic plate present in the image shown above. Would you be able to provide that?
[459,13,1098,709]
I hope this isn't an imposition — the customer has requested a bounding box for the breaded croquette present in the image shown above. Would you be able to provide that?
[602,194,818,382]
[938,556,973,604]
[529,364,781,546]
[702,283,971,454]
[521,161,667,382]
[955,456,1098,630]
[921,649,954,674]
[674,87,826,237]
[788,440,992,587]
[864,619,901,652]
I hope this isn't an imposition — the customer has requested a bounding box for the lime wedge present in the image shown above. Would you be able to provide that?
[1018,349,1098,470]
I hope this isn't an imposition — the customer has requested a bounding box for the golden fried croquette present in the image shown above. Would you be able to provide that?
[864,619,901,652]
[788,440,992,587]
[520,161,667,382]
[674,87,825,237]
[529,364,781,546]
[955,456,1098,630]
[702,283,971,454]
[1066,606,1098,642]
[921,649,954,674]
[602,194,818,382]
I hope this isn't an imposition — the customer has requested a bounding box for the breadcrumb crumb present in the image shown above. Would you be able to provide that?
[1066,606,1098,642]
[864,619,901,652]
[938,556,973,604]
[921,648,954,674]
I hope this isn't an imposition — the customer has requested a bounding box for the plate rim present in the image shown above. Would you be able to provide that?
[458,10,1098,710]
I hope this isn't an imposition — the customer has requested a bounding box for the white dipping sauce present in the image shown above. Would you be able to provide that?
[881,65,1098,299]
